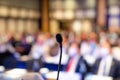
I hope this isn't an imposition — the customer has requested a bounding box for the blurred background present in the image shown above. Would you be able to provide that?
[0,0,120,80]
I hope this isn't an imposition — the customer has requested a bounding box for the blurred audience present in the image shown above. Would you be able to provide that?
[0,28,120,79]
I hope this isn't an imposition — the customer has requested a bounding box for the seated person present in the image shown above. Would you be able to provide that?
[66,42,90,80]
[91,39,120,79]
[26,33,45,71]
[0,35,19,68]
[42,42,69,65]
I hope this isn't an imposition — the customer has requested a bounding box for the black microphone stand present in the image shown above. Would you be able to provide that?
[57,43,62,80]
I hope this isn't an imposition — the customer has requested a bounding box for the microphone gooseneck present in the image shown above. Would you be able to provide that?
[56,33,63,80]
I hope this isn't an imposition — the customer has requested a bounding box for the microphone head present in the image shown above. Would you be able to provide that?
[56,33,63,44]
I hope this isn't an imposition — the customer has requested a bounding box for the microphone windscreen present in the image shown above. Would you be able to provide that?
[56,33,63,44]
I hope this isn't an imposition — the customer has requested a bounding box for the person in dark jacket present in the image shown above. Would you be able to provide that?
[66,42,90,80]
[91,39,120,79]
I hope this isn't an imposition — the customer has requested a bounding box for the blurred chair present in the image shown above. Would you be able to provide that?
[4,68,44,80]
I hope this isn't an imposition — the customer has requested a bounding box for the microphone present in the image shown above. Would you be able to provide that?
[56,33,63,80]
[56,33,63,45]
